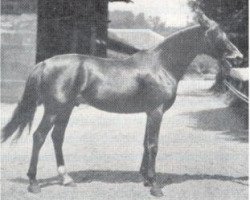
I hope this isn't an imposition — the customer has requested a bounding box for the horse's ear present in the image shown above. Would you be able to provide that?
[195,8,216,29]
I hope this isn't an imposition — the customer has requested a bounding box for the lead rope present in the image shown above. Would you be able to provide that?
[223,80,248,103]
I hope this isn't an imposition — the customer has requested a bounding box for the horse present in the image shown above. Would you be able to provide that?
[1,10,243,197]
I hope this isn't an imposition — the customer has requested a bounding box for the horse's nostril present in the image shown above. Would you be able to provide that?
[236,55,244,64]
[236,56,243,61]
[225,55,243,67]
[230,56,243,66]
[237,53,244,60]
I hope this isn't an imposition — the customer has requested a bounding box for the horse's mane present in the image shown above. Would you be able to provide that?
[164,24,201,40]
[154,24,203,50]
[125,24,203,60]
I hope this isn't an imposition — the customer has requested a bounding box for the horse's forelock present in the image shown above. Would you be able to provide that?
[194,8,218,30]
[205,24,224,42]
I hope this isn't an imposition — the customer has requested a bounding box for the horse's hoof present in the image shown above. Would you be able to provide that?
[62,175,77,187]
[150,186,164,197]
[143,180,153,187]
[64,181,77,187]
[27,183,41,193]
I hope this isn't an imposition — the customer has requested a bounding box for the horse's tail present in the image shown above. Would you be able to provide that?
[1,64,43,142]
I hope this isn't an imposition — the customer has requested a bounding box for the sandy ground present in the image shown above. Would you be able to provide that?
[1,80,248,200]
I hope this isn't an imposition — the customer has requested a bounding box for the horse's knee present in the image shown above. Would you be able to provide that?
[145,144,158,155]
[150,145,158,155]
[152,111,163,122]
[148,106,164,120]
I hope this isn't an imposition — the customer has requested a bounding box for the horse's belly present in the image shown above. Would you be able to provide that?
[82,85,171,113]
[84,84,147,113]
[86,99,148,113]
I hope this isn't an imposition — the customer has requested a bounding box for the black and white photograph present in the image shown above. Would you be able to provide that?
[1,0,248,199]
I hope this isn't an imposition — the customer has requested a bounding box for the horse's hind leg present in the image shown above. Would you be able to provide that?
[27,109,55,193]
[51,106,76,186]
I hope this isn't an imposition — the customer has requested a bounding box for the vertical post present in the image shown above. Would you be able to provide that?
[95,0,109,57]
[36,0,109,63]
[36,0,77,63]
[90,26,97,55]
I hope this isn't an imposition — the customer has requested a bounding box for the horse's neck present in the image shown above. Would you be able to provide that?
[153,25,207,81]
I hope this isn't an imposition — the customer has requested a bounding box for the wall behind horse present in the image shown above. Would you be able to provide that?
[1,14,37,102]
[1,14,37,81]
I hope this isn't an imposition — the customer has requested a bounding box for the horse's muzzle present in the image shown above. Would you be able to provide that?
[224,54,244,68]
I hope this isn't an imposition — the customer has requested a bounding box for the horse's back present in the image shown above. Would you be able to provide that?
[37,54,135,107]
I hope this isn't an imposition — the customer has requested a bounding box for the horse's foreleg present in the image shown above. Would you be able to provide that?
[51,106,76,187]
[27,110,55,193]
[140,105,164,197]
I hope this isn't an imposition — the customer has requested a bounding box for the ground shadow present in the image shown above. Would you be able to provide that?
[182,106,248,143]
[10,170,248,189]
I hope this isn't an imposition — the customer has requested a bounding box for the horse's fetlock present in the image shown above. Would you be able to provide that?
[58,165,67,175]
[148,144,158,154]
[27,171,36,180]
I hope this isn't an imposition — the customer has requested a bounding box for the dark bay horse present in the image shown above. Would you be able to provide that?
[1,11,243,197]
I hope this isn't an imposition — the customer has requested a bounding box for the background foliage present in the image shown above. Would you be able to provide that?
[109,11,182,36]
[189,0,248,102]
[189,0,248,63]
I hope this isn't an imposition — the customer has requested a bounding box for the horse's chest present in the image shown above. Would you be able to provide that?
[140,70,177,102]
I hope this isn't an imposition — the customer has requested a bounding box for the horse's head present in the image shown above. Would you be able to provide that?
[196,9,243,68]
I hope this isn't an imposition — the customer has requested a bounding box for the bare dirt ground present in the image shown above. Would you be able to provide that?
[1,80,248,200]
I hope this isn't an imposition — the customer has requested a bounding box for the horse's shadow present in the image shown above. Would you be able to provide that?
[10,170,248,189]
[182,106,248,143]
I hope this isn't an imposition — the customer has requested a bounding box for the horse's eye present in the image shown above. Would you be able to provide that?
[219,33,227,41]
